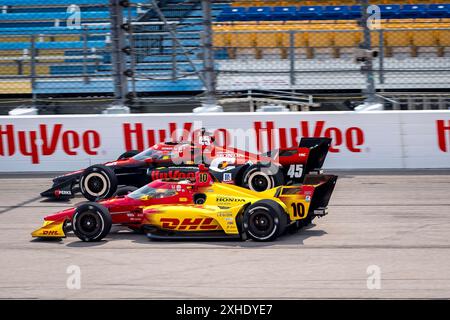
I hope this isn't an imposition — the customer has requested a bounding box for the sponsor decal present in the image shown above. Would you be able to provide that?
[160,217,219,230]
[122,121,365,155]
[216,196,246,203]
[123,122,194,151]
[54,189,72,197]
[437,120,450,152]
[223,173,232,182]
[0,124,100,164]
[254,120,365,153]
[217,212,233,217]
[43,230,59,236]
[150,169,196,180]
[217,152,245,158]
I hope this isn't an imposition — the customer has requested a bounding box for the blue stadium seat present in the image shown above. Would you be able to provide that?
[348,5,362,20]
[0,40,105,50]
[0,0,141,5]
[246,7,272,21]
[322,6,349,20]
[0,11,110,21]
[427,4,450,18]
[297,6,322,20]
[272,6,296,20]
[400,4,427,19]
[379,4,400,19]
[0,26,109,35]
[217,7,246,21]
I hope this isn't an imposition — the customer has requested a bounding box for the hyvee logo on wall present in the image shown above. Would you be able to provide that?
[0,119,365,165]
[123,120,366,153]
[253,121,364,153]
[0,124,100,164]
[437,120,450,152]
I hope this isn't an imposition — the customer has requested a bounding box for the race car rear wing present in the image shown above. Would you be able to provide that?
[299,137,332,173]
[303,174,337,217]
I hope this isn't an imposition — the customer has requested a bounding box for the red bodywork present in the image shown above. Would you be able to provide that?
[100,141,310,168]
[43,171,214,229]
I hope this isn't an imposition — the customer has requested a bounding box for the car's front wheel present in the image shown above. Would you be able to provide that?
[72,202,112,242]
[243,200,287,241]
[79,165,118,201]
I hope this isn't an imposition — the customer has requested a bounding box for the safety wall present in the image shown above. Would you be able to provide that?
[0,111,449,172]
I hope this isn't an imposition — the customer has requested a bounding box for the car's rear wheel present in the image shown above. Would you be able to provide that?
[242,165,284,192]
[79,165,118,201]
[72,202,112,242]
[243,200,287,241]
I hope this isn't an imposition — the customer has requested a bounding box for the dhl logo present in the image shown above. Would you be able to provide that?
[43,230,59,235]
[160,217,219,231]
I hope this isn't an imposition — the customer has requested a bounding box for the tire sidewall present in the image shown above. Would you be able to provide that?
[72,203,112,242]
[243,166,284,192]
[243,200,287,241]
[80,165,118,201]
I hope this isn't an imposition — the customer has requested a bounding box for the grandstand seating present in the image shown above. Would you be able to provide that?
[217,3,450,21]
[0,0,222,95]
[215,1,450,60]
[0,0,139,95]
[0,0,448,96]
[232,1,447,6]
[213,20,450,58]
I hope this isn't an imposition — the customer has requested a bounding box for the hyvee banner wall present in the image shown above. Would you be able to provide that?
[0,111,449,172]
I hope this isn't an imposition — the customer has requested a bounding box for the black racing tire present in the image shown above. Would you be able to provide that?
[243,200,288,241]
[79,165,118,201]
[117,150,139,160]
[72,202,112,242]
[241,165,285,192]
[193,193,207,204]
[113,186,138,197]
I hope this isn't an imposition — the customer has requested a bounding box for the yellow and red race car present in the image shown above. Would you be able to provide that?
[32,167,337,242]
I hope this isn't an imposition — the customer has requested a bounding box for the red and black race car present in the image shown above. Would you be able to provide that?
[41,131,331,201]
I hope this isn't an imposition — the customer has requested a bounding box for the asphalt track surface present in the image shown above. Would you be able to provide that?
[0,170,449,299]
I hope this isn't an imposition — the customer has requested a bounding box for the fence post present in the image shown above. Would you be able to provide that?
[109,0,129,104]
[201,0,217,107]
[289,30,296,86]
[378,29,385,85]
[172,25,177,81]
[82,26,89,84]
[360,0,377,104]
[30,34,37,106]
[126,5,137,99]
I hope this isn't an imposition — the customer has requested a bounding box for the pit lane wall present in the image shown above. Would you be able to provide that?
[0,111,449,172]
